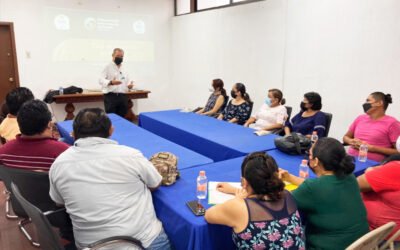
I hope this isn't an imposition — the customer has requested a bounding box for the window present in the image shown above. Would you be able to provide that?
[176,0,191,15]
[197,0,230,10]
[175,0,264,16]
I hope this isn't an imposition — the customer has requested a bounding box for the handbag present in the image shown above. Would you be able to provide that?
[274,132,312,155]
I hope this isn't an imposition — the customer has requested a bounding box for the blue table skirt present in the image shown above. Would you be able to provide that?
[56,114,213,170]
[154,150,378,250]
[139,110,278,161]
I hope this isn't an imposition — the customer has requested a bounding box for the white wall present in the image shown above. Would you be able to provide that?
[0,0,173,121]
[171,0,400,139]
[283,0,400,139]
[171,0,287,110]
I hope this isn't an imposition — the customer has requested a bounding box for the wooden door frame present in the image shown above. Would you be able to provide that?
[0,22,20,88]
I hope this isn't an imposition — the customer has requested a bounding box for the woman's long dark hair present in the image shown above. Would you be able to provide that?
[371,92,393,111]
[241,152,284,201]
[212,79,227,97]
[311,137,355,177]
[235,83,252,104]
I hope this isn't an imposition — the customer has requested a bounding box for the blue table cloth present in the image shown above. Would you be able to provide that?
[56,114,213,170]
[139,110,278,161]
[154,150,378,250]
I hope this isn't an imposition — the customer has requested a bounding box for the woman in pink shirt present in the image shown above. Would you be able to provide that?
[343,92,400,162]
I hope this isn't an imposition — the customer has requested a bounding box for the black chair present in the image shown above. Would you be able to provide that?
[285,106,293,122]
[323,112,333,137]
[273,106,292,135]
[0,165,18,220]
[11,182,144,250]
[0,164,57,247]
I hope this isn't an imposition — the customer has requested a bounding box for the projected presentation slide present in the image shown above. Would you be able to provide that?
[44,7,155,88]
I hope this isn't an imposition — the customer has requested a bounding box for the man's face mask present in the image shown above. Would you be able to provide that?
[114,57,123,65]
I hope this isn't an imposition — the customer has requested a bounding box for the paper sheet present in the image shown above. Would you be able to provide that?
[208,182,242,205]
[208,181,298,205]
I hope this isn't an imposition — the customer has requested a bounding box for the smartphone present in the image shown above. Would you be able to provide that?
[186,200,205,216]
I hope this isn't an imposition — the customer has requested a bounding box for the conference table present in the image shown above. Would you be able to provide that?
[153,150,378,250]
[56,114,213,170]
[139,110,279,161]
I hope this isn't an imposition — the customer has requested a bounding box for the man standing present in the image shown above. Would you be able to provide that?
[49,108,171,250]
[99,48,134,118]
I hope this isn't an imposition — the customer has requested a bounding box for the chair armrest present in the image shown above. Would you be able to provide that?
[83,236,143,250]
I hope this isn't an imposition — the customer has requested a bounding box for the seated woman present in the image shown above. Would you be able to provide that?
[279,138,369,250]
[343,92,400,162]
[244,88,287,133]
[196,79,228,116]
[357,154,400,244]
[284,92,326,137]
[205,152,305,250]
[218,83,252,125]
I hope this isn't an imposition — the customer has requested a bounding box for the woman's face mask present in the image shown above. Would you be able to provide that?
[300,102,308,111]
[231,90,237,98]
[362,103,372,113]
[265,98,272,106]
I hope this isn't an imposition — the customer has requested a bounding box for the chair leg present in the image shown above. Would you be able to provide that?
[18,218,40,247]
[5,191,19,219]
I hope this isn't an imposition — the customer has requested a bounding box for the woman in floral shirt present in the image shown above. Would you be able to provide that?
[218,83,253,125]
[205,152,305,250]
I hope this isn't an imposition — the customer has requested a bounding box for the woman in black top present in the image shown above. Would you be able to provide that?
[218,83,253,125]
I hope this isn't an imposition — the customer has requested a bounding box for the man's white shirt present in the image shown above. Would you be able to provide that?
[99,62,132,94]
[49,137,162,248]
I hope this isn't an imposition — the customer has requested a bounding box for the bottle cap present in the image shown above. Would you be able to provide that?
[301,159,308,165]
[199,170,206,176]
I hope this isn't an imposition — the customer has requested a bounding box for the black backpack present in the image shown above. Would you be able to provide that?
[274,132,312,155]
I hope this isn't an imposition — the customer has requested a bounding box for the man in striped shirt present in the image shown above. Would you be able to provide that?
[0,100,69,171]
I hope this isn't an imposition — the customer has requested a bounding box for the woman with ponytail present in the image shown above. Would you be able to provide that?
[217,83,253,125]
[205,152,305,250]
[343,92,400,162]
[196,79,228,116]
[279,137,369,249]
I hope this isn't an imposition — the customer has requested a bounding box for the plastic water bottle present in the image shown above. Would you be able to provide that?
[196,171,207,200]
[299,159,309,179]
[311,131,318,143]
[358,144,368,162]
[59,87,64,95]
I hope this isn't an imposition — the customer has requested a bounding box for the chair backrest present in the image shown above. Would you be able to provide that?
[285,106,293,122]
[379,228,400,250]
[346,222,396,250]
[220,95,229,113]
[11,183,64,250]
[0,164,26,216]
[86,236,144,250]
[0,164,56,216]
[323,112,333,137]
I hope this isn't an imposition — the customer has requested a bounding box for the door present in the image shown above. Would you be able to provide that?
[0,22,19,105]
